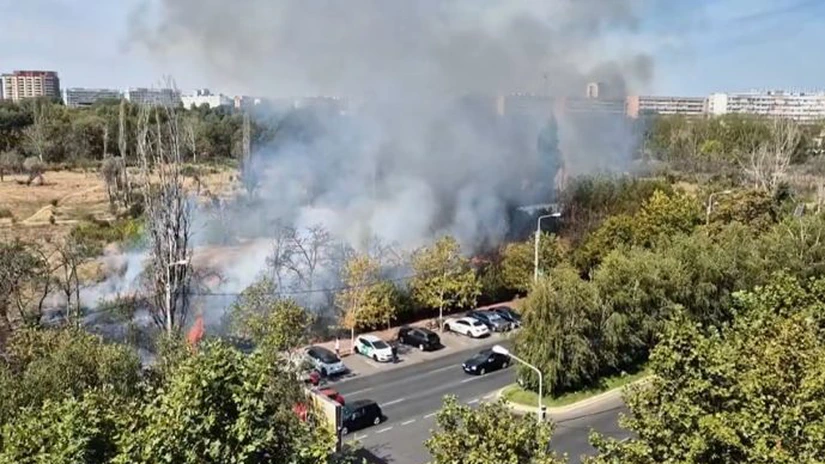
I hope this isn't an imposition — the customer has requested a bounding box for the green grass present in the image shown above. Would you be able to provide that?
[502,367,650,409]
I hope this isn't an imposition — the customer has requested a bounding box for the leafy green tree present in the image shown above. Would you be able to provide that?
[0,390,128,464]
[633,190,701,247]
[573,213,636,273]
[226,276,313,355]
[591,247,686,370]
[500,232,565,293]
[589,274,825,464]
[0,328,141,428]
[409,236,480,326]
[514,266,601,394]
[425,396,566,464]
[758,214,825,279]
[336,254,399,333]
[707,189,777,231]
[115,340,335,464]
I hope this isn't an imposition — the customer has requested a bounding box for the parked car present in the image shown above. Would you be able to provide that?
[318,387,345,405]
[340,399,384,435]
[397,326,441,351]
[462,348,510,375]
[445,317,490,338]
[354,334,395,362]
[306,346,347,377]
[467,310,511,332]
[490,306,522,328]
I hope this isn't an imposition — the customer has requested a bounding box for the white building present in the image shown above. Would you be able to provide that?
[708,91,825,122]
[626,95,707,118]
[124,87,181,107]
[63,88,123,107]
[181,88,233,109]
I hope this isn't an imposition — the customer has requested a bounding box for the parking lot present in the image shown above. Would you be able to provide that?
[316,326,518,386]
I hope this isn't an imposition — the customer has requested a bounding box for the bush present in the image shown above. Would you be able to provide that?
[69,217,143,256]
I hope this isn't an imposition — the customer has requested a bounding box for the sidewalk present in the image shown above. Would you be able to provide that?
[497,377,650,420]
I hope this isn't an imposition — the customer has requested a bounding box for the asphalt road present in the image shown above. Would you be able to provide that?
[334,339,630,464]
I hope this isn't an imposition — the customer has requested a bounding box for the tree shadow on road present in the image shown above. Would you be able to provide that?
[349,445,395,464]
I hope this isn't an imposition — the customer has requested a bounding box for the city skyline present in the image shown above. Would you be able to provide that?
[2,0,824,97]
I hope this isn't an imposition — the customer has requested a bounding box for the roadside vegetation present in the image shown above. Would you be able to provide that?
[2,95,825,462]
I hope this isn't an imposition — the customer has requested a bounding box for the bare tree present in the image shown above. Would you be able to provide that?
[136,96,194,335]
[743,118,800,193]
[0,241,54,332]
[53,238,88,325]
[183,115,199,164]
[118,98,132,207]
[23,101,49,162]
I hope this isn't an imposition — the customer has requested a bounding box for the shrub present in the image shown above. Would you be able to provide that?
[69,217,143,256]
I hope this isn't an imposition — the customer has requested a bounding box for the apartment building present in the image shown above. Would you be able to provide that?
[124,87,181,107]
[63,88,123,107]
[626,95,707,118]
[708,91,825,122]
[1,70,61,102]
[181,88,233,109]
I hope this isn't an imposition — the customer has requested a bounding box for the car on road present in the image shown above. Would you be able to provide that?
[306,346,347,377]
[445,317,490,338]
[340,399,384,435]
[490,305,522,328]
[354,334,395,362]
[397,326,441,351]
[462,348,510,375]
[467,310,511,332]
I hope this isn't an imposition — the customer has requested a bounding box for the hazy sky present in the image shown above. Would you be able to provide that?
[1,0,823,96]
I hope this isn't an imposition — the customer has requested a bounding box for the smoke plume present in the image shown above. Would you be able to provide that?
[124,0,661,315]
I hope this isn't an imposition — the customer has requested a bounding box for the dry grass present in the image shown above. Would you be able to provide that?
[0,165,238,242]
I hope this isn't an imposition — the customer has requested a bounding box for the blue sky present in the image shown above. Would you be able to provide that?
[1,0,823,96]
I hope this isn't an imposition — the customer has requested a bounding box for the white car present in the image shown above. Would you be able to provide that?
[446,317,490,338]
[306,346,347,377]
[354,334,395,362]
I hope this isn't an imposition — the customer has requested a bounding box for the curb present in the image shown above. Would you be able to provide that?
[496,376,651,417]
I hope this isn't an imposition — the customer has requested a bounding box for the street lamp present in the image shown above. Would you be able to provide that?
[534,213,561,282]
[705,190,733,226]
[165,258,190,334]
[493,344,544,423]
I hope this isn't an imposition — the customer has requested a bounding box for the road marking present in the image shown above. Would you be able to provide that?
[382,398,406,407]
[483,393,495,400]
[431,364,459,374]
[344,387,373,396]
[467,398,480,404]
[424,412,437,419]
[355,434,368,441]
[375,426,393,434]
[363,359,381,369]
[460,376,479,383]
[401,419,416,426]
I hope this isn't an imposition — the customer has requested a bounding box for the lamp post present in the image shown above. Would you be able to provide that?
[165,258,189,334]
[534,213,561,282]
[492,344,544,423]
[705,190,733,226]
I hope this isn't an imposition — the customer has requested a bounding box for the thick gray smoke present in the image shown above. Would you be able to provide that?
[121,0,661,322]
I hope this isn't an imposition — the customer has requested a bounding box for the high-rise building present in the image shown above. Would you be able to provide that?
[1,70,61,102]
[124,87,181,107]
[708,91,825,122]
[63,88,123,107]
[181,88,233,109]
[626,95,707,118]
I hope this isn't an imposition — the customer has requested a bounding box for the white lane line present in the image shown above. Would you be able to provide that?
[375,426,393,434]
[401,419,416,426]
[355,434,368,441]
[424,412,437,419]
[460,376,479,383]
[467,398,480,405]
[343,387,373,396]
[382,397,406,407]
[483,393,496,400]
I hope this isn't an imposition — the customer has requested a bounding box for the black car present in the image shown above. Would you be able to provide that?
[397,326,441,351]
[467,310,511,332]
[462,349,510,375]
[340,399,384,435]
[491,306,522,328]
